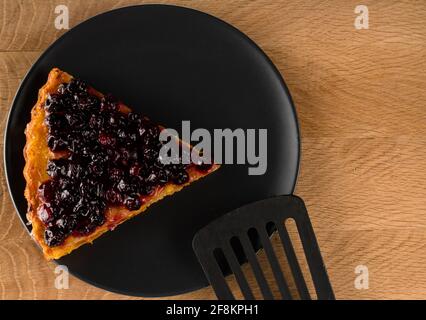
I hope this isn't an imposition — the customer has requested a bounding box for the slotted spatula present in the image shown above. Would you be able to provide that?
[192,195,334,300]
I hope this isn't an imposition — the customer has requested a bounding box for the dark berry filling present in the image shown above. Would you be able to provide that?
[39,78,212,247]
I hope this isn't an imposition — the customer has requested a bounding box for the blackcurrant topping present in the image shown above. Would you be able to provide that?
[40,78,210,247]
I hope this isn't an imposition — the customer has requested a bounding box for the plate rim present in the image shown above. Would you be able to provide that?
[3,3,301,297]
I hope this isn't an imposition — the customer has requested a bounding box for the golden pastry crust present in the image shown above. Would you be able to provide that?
[23,68,219,260]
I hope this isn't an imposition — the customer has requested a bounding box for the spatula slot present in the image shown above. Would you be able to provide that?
[284,218,317,299]
[213,248,231,276]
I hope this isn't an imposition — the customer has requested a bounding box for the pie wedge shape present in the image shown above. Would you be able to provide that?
[24,68,219,260]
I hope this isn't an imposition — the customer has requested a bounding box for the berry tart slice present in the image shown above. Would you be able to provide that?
[24,68,219,260]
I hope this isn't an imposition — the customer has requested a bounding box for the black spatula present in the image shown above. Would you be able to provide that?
[192,195,334,300]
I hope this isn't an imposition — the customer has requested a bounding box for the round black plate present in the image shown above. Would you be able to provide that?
[4,5,299,297]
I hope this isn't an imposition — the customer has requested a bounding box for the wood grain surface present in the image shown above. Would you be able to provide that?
[0,0,425,300]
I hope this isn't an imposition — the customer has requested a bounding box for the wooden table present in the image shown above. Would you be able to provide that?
[0,0,425,300]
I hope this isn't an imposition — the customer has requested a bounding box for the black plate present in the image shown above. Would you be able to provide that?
[4,4,299,297]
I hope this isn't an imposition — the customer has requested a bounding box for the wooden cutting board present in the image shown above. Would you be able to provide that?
[0,0,425,299]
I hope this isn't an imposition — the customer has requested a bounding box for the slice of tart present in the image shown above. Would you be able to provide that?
[24,68,219,260]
